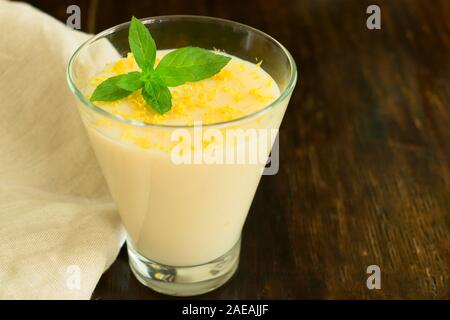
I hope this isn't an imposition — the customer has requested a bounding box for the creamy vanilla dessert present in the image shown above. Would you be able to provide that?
[88,50,279,126]
[81,50,287,266]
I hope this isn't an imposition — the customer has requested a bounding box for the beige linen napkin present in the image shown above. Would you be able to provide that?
[0,0,125,299]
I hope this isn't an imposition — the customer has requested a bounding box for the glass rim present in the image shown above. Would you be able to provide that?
[66,15,297,129]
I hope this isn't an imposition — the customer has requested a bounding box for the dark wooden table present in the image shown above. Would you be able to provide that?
[26,0,449,299]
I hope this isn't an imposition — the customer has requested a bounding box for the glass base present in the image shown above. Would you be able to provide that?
[127,238,241,296]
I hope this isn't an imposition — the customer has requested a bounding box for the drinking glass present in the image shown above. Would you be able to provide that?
[67,15,297,296]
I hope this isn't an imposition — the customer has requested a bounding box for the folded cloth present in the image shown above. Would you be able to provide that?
[0,0,125,299]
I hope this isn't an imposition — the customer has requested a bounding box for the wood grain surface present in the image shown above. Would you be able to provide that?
[23,0,449,299]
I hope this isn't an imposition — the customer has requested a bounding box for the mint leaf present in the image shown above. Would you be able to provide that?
[155,47,231,87]
[142,79,172,114]
[129,16,156,71]
[116,71,143,91]
[90,17,232,115]
[90,75,132,102]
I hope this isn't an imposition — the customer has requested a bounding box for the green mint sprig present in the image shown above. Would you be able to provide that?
[90,16,231,114]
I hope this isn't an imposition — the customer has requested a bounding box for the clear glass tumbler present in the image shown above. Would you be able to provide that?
[67,15,296,296]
